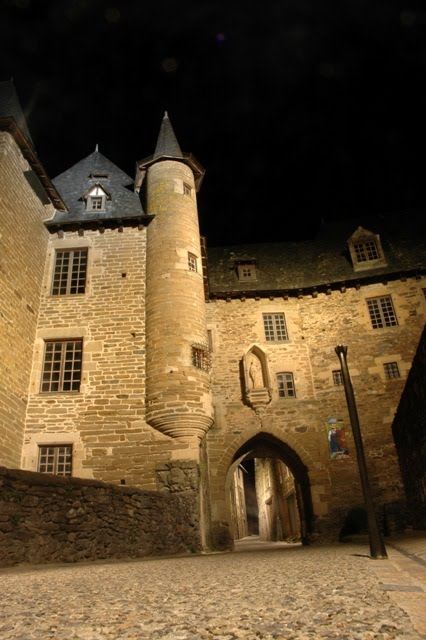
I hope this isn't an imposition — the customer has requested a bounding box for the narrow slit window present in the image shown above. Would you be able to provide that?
[332,370,344,386]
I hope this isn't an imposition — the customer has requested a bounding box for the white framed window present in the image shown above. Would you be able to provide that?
[51,249,87,295]
[332,370,344,386]
[366,296,398,329]
[38,445,72,476]
[188,252,197,272]
[183,182,192,196]
[41,340,83,393]
[277,372,296,398]
[383,362,400,379]
[263,313,288,341]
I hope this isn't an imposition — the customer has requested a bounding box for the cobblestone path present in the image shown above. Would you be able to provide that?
[1,543,424,639]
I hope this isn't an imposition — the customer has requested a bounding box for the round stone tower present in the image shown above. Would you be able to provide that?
[138,113,213,442]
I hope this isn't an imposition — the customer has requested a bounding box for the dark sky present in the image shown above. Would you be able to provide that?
[1,0,426,245]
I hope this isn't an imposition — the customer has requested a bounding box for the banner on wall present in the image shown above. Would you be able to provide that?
[326,418,350,459]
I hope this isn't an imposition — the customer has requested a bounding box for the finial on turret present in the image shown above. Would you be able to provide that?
[95,143,99,152]
[164,111,169,118]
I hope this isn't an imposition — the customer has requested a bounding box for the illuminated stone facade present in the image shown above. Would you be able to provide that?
[1,83,425,551]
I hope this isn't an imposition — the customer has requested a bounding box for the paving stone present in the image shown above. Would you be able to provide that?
[1,544,424,639]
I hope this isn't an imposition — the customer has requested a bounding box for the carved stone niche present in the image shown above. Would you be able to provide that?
[243,346,272,408]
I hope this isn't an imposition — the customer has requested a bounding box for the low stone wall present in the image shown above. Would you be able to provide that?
[0,466,200,566]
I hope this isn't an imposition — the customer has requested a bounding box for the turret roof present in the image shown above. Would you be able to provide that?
[153,112,183,159]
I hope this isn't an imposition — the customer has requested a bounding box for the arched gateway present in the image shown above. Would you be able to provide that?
[208,432,316,550]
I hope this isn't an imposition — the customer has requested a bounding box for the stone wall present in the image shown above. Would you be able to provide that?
[392,326,426,529]
[21,226,189,486]
[206,277,425,545]
[0,133,52,468]
[0,466,200,566]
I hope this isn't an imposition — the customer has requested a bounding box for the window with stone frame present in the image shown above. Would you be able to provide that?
[383,362,400,379]
[348,227,387,272]
[191,343,211,371]
[366,296,398,329]
[188,252,198,272]
[277,372,296,398]
[41,340,83,393]
[51,248,88,295]
[183,182,192,197]
[353,239,380,262]
[38,445,72,476]
[332,370,344,386]
[263,313,288,341]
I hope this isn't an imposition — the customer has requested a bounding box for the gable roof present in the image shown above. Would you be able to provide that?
[206,214,426,296]
[46,150,149,228]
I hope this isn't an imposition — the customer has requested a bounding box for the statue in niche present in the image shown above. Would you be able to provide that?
[248,354,264,389]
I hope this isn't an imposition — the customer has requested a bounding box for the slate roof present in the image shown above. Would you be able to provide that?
[0,81,33,144]
[137,113,205,190]
[153,112,183,159]
[46,150,147,228]
[206,214,426,295]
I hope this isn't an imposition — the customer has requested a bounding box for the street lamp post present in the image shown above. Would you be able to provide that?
[335,345,387,559]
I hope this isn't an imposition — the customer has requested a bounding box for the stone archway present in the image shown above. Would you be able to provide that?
[208,431,316,550]
[226,433,314,546]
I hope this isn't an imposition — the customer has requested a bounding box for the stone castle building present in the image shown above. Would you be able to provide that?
[1,81,425,550]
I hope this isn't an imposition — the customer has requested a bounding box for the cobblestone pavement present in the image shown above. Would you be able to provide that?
[1,541,425,640]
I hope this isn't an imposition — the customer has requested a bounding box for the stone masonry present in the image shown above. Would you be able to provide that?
[0,132,53,468]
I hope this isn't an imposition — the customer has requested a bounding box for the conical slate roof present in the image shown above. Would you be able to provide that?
[153,112,183,159]
[46,149,147,227]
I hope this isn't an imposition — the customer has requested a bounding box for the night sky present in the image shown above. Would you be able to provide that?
[1,0,426,246]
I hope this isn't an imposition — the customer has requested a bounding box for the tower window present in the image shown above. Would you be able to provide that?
[38,445,72,476]
[191,344,211,371]
[383,362,400,379]
[51,249,87,295]
[188,253,197,272]
[183,183,192,196]
[332,370,344,386]
[354,240,380,262]
[263,313,288,341]
[277,372,296,398]
[366,296,398,329]
[41,340,83,393]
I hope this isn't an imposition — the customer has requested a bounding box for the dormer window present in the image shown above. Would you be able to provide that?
[348,227,387,272]
[236,261,257,281]
[83,184,110,212]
